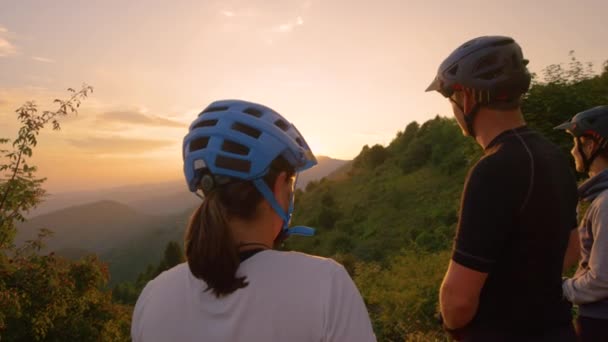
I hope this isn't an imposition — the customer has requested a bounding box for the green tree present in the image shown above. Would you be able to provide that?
[0,86,93,248]
[353,144,390,170]
[354,249,449,341]
[388,121,419,154]
[316,206,340,229]
[523,53,608,160]
[0,86,131,340]
[163,241,185,269]
[114,241,186,305]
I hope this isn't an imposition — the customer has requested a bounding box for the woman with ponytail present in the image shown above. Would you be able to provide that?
[131,100,376,342]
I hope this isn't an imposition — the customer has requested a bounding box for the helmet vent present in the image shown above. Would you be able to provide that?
[274,119,289,131]
[215,155,251,173]
[448,65,459,76]
[189,137,209,152]
[200,106,228,116]
[476,54,498,70]
[232,122,262,138]
[222,140,250,155]
[295,137,304,147]
[243,107,263,118]
[490,38,514,47]
[475,55,502,80]
[192,119,218,130]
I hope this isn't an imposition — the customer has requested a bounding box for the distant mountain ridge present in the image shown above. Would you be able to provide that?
[297,156,349,189]
[17,155,349,285]
[30,155,349,217]
[16,200,165,254]
[16,199,184,286]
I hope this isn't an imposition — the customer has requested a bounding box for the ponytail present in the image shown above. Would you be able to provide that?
[185,192,245,297]
[185,156,296,297]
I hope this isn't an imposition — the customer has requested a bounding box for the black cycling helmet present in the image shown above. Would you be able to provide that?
[426,36,531,136]
[555,105,608,173]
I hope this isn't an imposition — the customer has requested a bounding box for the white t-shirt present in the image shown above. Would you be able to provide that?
[131,250,376,342]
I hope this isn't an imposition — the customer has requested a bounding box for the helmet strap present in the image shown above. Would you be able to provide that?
[252,177,314,243]
[252,178,291,232]
[451,89,483,138]
[579,137,608,174]
[464,103,481,138]
[577,137,590,173]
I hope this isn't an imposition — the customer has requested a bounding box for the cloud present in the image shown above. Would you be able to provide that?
[68,136,174,154]
[32,56,54,63]
[219,8,258,18]
[0,26,16,57]
[97,110,185,128]
[273,16,304,33]
[0,36,16,57]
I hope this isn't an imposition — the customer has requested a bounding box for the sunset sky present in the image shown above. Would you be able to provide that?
[1,0,607,192]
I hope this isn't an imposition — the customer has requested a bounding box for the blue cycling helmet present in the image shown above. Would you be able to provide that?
[183,99,318,237]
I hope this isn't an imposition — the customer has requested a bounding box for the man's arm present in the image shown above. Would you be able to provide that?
[441,157,515,331]
[563,228,580,272]
[440,260,488,329]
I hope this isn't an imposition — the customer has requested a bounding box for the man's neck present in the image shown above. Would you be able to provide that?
[473,108,526,149]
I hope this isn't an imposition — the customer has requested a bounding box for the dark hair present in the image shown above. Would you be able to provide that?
[185,157,295,297]
[485,96,522,111]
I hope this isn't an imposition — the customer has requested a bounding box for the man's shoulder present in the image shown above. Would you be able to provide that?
[473,129,559,175]
[467,152,512,181]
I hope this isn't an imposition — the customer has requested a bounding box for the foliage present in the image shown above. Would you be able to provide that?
[354,249,450,341]
[1,248,131,341]
[354,144,389,169]
[113,241,185,305]
[0,86,130,341]
[0,85,93,248]
[523,52,608,165]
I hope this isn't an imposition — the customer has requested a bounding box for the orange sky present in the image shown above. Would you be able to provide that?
[1,0,607,192]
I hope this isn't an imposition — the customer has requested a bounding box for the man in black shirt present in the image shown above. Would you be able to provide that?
[426,36,579,341]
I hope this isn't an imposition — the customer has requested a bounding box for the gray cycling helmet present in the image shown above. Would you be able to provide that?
[555,105,608,173]
[426,36,531,136]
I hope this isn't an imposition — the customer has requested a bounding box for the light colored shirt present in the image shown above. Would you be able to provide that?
[132,250,376,342]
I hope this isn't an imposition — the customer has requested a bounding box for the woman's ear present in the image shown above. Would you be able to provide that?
[272,172,289,206]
